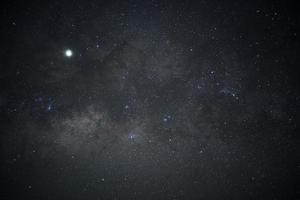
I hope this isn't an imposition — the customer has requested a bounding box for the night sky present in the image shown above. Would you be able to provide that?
[0,0,299,199]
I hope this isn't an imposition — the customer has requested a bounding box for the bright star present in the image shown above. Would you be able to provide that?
[65,49,73,57]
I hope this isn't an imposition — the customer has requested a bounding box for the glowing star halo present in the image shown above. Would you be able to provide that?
[65,49,73,57]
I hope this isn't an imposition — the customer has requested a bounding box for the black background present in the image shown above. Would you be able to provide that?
[1,0,299,199]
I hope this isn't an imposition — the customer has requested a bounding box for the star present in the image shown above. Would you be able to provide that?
[128,132,136,140]
[163,115,172,122]
[65,49,73,57]
[47,104,53,112]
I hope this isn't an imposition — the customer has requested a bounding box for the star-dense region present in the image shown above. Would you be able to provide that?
[0,0,299,199]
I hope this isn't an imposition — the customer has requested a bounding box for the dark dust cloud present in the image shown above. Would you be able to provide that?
[0,0,299,199]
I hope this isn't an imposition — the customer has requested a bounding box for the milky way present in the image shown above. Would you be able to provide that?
[1,0,298,199]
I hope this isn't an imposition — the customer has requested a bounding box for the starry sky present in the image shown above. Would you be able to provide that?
[0,0,299,199]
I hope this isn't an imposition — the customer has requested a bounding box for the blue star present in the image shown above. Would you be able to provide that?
[128,132,136,140]
[163,115,172,122]
[47,104,53,112]
[34,97,43,102]
[219,87,239,100]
